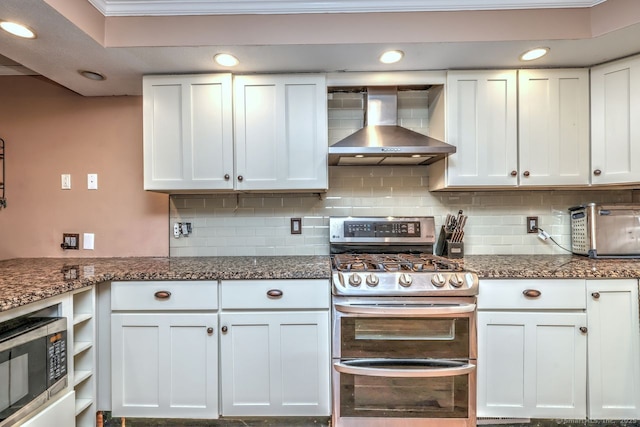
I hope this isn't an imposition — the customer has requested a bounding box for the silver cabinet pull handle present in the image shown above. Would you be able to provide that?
[154,290,171,299]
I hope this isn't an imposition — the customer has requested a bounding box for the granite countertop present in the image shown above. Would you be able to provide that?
[2,254,640,313]
[0,256,331,313]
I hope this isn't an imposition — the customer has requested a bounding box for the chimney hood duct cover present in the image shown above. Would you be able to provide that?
[328,86,455,166]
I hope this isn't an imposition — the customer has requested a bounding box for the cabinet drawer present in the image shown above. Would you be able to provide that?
[221,280,329,310]
[478,279,586,310]
[111,281,218,311]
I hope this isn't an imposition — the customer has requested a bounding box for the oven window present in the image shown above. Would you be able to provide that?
[339,361,470,418]
[341,317,469,359]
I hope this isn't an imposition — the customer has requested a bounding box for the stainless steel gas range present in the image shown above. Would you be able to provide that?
[330,216,479,427]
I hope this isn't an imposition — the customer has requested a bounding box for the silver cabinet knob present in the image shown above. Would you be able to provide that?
[237,175,244,182]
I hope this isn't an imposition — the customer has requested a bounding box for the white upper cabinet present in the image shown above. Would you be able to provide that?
[432,68,590,190]
[591,55,640,185]
[143,73,328,193]
[436,70,518,188]
[143,74,234,191]
[234,74,328,191]
[518,69,590,186]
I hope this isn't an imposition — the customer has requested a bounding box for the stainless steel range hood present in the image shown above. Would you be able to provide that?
[328,86,455,166]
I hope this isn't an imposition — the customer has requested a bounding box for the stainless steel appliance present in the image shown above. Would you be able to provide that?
[330,216,479,427]
[569,203,640,258]
[0,316,67,427]
[328,87,456,166]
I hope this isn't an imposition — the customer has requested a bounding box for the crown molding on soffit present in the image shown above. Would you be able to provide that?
[87,0,608,16]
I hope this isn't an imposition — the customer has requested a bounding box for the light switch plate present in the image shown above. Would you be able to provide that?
[61,174,71,190]
[83,233,95,250]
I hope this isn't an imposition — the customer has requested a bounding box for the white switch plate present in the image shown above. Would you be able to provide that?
[83,233,94,250]
[87,173,98,190]
[61,174,71,190]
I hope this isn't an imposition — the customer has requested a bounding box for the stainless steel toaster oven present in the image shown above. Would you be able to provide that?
[569,203,640,258]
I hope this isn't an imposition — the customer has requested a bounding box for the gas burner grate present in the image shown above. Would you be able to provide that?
[332,253,461,273]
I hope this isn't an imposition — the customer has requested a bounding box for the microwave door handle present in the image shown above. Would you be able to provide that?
[334,303,476,317]
[334,361,476,378]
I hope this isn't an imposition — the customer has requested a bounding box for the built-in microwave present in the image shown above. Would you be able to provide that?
[0,316,67,427]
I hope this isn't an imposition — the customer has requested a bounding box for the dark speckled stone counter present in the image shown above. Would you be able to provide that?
[0,256,331,313]
[2,254,640,314]
[462,254,640,279]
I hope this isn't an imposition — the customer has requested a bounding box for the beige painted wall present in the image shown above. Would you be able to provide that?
[0,76,168,259]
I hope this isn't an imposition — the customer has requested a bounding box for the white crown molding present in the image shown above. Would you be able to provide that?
[87,0,607,17]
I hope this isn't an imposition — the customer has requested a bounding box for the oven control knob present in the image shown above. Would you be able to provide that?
[431,273,446,288]
[449,274,465,288]
[348,274,362,287]
[366,273,379,287]
[399,273,413,287]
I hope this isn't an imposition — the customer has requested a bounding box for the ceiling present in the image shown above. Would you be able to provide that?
[1,0,639,96]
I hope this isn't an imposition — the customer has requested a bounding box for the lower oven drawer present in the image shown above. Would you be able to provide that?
[332,358,476,427]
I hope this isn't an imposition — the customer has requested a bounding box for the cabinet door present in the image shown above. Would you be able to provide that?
[591,56,640,185]
[21,391,75,427]
[234,74,328,191]
[478,311,587,419]
[518,69,590,186]
[220,311,331,416]
[111,313,219,418]
[445,70,518,187]
[587,279,640,419]
[143,74,234,191]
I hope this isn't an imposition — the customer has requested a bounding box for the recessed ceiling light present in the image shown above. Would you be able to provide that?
[79,70,106,81]
[380,50,404,64]
[520,47,549,61]
[0,21,36,39]
[214,53,239,67]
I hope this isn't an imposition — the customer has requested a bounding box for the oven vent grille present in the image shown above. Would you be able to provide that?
[477,418,531,425]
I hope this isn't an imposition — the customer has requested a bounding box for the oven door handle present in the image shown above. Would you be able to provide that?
[334,359,476,378]
[334,303,476,316]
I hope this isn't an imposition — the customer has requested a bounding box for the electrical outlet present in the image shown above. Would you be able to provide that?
[291,218,302,234]
[527,216,539,233]
[61,233,79,250]
[87,173,98,190]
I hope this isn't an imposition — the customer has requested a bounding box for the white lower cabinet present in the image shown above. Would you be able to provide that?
[478,279,588,419]
[479,278,640,421]
[478,311,587,419]
[219,279,331,416]
[110,281,219,418]
[586,279,640,419]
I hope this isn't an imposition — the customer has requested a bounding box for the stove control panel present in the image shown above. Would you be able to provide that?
[330,216,436,244]
[332,271,479,296]
[344,221,421,238]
